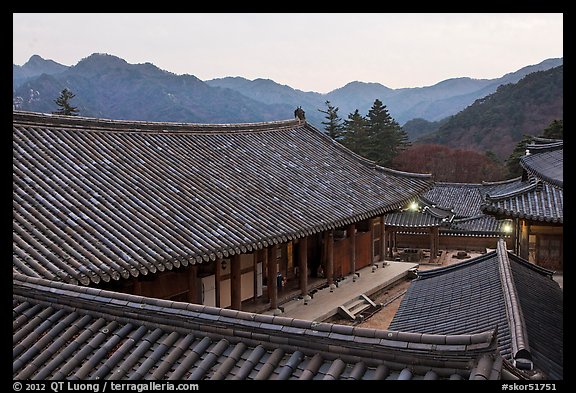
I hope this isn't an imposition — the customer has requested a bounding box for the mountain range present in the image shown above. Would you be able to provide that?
[13,53,562,156]
[12,53,563,156]
[417,64,563,159]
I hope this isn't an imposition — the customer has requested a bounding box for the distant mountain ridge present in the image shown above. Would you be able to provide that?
[417,65,563,159]
[14,53,562,126]
[206,57,562,126]
[13,53,294,123]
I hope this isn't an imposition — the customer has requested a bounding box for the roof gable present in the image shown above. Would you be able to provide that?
[389,240,562,379]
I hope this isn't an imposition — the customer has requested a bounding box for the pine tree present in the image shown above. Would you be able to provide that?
[505,135,535,178]
[505,119,563,178]
[53,88,79,116]
[341,109,368,157]
[318,100,344,141]
[365,99,410,166]
[542,119,563,139]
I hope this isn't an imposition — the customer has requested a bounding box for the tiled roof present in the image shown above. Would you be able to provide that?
[384,203,454,228]
[482,181,563,223]
[13,111,433,285]
[482,141,563,223]
[13,273,503,380]
[389,239,563,380]
[424,179,523,218]
[521,148,563,188]
[424,183,485,217]
[389,184,511,237]
[447,215,508,237]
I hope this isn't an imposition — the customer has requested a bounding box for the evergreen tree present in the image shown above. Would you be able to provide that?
[365,99,410,166]
[542,119,563,139]
[341,109,368,157]
[505,135,535,178]
[53,88,79,116]
[318,100,344,141]
[506,119,563,178]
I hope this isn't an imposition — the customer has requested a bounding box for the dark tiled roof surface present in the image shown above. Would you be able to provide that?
[424,183,485,217]
[520,148,563,188]
[482,182,563,223]
[447,215,507,236]
[13,111,432,285]
[389,240,562,379]
[424,179,523,218]
[482,142,562,223]
[13,273,502,380]
[391,183,514,237]
[509,254,563,380]
[384,204,454,228]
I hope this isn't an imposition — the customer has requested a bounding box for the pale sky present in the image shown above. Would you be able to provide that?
[13,13,563,94]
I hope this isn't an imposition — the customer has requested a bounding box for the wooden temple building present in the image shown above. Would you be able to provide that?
[382,181,515,263]
[13,110,433,313]
[482,138,563,271]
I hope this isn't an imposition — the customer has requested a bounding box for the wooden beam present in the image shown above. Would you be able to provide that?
[231,254,242,310]
[132,278,142,296]
[299,237,308,296]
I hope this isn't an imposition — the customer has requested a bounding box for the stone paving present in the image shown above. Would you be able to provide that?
[264,260,418,321]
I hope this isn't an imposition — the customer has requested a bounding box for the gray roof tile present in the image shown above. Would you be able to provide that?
[389,239,562,379]
[13,272,503,380]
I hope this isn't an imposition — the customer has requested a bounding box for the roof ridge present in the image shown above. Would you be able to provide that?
[484,181,539,201]
[13,110,302,134]
[481,177,523,186]
[13,272,497,362]
[435,181,483,187]
[496,239,532,369]
[416,251,496,278]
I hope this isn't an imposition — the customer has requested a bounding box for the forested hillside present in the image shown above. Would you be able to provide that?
[417,65,563,159]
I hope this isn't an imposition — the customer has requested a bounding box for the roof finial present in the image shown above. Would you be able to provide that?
[294,106,306,121]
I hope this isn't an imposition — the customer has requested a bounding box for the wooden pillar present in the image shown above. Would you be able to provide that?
[347,224,356,275]
[299,237,308,296]
[231,254,242,310]
[380,216,386,262]
[370,220,375,262]
[253,250,259,301]
[188,264,198,304]
[326,230,334,286]
[267,245,278,309]
[519,219,529,260]
[215,258,221,308]
[430,227,438,263]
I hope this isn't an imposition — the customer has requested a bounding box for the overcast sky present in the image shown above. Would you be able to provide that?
[13,13,563,94]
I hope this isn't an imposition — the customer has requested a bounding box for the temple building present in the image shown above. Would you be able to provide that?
[481,138,563,271]
[13,110,432,312]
